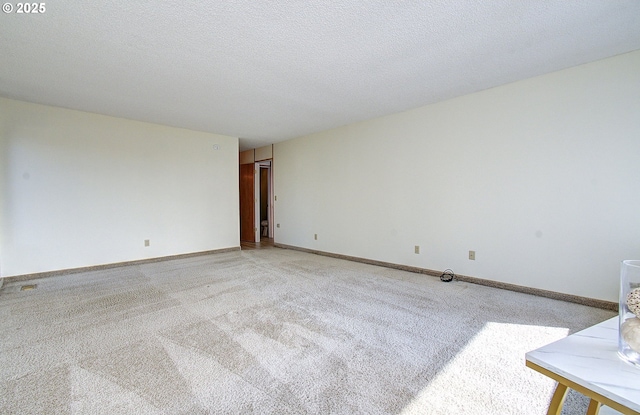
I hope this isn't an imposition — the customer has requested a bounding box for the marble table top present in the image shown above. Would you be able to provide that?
[526,317,640,412]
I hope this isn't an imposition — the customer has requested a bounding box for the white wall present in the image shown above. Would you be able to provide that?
[0,113,7,277]
[274,51,640,302]
[0,98,239,277]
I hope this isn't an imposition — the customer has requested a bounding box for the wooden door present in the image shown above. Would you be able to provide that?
[239,163,255,242]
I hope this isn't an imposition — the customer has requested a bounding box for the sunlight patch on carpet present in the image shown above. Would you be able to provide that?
[400,322,569,415]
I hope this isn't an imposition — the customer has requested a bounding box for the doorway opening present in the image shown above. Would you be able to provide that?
[239,153,273,248]
[257,160,274,243]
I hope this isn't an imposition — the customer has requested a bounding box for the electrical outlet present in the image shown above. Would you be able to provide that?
[145,239,150,247]
[277,223,280,228]
[414,245,420,254]
[469,250,475,260]
[314,234,317,240]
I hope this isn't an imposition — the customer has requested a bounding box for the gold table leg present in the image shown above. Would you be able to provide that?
[526,360,640,415]
[587,399,602,415]
[548,383,569,415]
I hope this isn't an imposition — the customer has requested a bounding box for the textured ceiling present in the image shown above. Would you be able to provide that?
[2,1,640,151]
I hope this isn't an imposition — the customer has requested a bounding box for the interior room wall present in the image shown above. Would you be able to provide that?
[0,118,7,278]
[274,50,640,302]
[0,98,239,277]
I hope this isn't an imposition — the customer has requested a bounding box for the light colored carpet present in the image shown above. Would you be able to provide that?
[0,248,614,414]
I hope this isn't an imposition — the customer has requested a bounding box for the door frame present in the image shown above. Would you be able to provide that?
[254,162,260,242]
[256,160,274,239]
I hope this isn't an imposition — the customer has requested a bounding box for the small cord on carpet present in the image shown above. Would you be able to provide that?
[440,269,455,282]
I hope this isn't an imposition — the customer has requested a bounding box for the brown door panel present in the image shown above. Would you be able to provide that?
[239,164,255,242]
